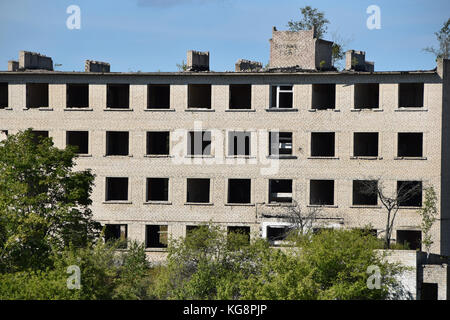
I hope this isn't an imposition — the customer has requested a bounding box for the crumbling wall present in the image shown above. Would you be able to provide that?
[85,60,110,72]
[235,59,262,72]
[345,50,374,72]
[19,51,53,71]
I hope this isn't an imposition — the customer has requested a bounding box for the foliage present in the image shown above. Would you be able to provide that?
[287,6,329,38]
[417,187,438,254]
[423,18,450,60]
[176,60,188,71]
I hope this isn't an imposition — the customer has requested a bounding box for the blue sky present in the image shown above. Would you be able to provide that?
[0,0,448,72]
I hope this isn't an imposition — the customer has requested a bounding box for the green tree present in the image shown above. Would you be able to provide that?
[424,18,450,60]
[417,187,438,255]
[0,130,101,272]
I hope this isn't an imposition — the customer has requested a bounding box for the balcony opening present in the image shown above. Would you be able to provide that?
[397,181,422,207]
[0,83,7,108]
[354,83,379,109]
[67,83,89,108]
[271,85,293,109]
[398,133,423,157]
[311,132,335,157]
[187,178,210,203]
[310,180,334,205]
[66,131,89,154]
[269,132,292,156]
[312,84,335,110]
[105,224,127,248]
[396,230,421,250]
[188,84,211,109]
[148,84,170,109]
[147,131,170,155]
[106,177,128,201]
[228,131,251,156]
[399,83,423,108]
[26,83,48,108]
[146,178,169,202]
[228,179,251,204]
[0,130,7,142]
[267,226,290,245]
[31,130,49,144]
[106,131,129,156]
[229,84,251,109]
[353,133,378,157]
[227,226,250,244]
[188,131,211,156]
[352,180,378,205]
[269,179,293,203]
[107,84,129,109]
[421,283,438,300]
[146,225,168,248]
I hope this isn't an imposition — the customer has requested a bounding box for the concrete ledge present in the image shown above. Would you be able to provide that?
[144,201,172,205]
[394,156,427,160]
[308,156,339,160]
[184,202,214,206]
[265,108,298,112]
[185,108,215,112]
[144,108,175,112]
[144,154,173,158]
[104,108,133,111]
[225,109,256,112]
[350,108,383,112]
[267,155,298,159]
[225,203,255,207]
[64,108,93,111]
[395,107,427,112]
[102,201,133,204]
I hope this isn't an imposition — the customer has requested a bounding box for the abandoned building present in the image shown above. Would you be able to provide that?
[1,28,450,299]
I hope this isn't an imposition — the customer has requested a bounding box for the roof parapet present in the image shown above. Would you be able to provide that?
[235,59,263,72]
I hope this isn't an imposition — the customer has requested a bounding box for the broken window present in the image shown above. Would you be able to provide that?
[106,177,128,201]
[105,224,128,248]
[269,132,293,156]
[26,83,48,108]
[397,181,422,207]
[228,179,251,204]
[397,230,421,250]
[312,84,335,110]
[269,179,293,203]
[399,83,423,108]
[353,133,378,157]
[106,131,129,156]
[146,178,169,202]
[311,132,335,157]
[67,83,89,108]
[186,178,210,203]
[148,84,170,109]
[228,131,251,156]
[352,180,378,205]
[398,133,423,157]
[271,85,293,109]
[188,84,211,109]
[227,226,250,244]
[354,83,379,109]
[31,130,49,144]
[188,131,211,156]
[146,225,168,248]
[0,83,7,108]
[267,226,290,245]
[229,84,251,109]
[0,130,7,142]
[310,180,334,205]
[107,84,129,109]
[421,283,438,300]
[147,131,170,155]
[66,131,89,154]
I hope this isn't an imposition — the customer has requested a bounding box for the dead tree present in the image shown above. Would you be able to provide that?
[359,179,422,249]
[285,200,323,236]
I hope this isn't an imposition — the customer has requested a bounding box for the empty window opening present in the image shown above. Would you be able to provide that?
[399,83,423,108]
[228,179,251,204]
[147,178,169,202]
[188,84,211,109]
[106,131,129,156]
[146,225,168,248]
[269,179,293,203]
[421,283,438,300]
[311,132,335,157]
[310,180,334,205]
[396,230,421,250]
[67,84,89,108]
[398,133,423,157]
[227,226,250,244]
[228,131,251,156]
[0,83,7,108]
[148,84,170,109]
[229,84,251,109]
[107,84,129,109]
[105,224,127,248]
[187,178,210,203]
[106,177,128,201]
[26,83,48,108]
[312,84,335,110]
[354,83,379,109]
[267,226,290,245]
[269,132,293,156]
[66,131,89,154]
[147,131,169,155]
[188,131,211,156]
[0,130,8,142]
[397,181,422,207]
[186,225,201,238]
[353,180,378,206]
[271,85,293,109]
[31,130,49,144]
[354,133,378,157]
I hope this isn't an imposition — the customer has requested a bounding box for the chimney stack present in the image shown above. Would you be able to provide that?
[8,60,19,71]
[85,60,110,72]
[19,51,53,71]
[187,50,209,71]
[345,50,374,72]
